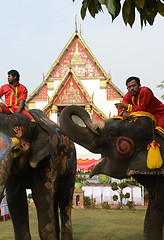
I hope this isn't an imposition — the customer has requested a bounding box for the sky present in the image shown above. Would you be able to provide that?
[0,0,164,101]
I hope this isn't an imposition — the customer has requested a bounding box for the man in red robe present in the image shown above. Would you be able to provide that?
[115,76,164,138]
[0,69,35,121]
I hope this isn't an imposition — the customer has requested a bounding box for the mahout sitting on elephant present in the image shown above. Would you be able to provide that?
[59,105,164,240]
[0,109,76,240]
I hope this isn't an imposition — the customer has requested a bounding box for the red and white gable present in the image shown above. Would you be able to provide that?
[26,29,124,164]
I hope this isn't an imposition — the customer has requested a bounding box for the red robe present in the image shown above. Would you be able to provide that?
[0,83,34,121]
[118,87,164,134]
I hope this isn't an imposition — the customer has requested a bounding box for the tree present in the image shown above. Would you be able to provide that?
[111,181,130,209]
[73,0,164,28]
[157,81,164,99]
[98,174,110,184]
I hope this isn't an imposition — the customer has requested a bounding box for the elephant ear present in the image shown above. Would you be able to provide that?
[29,125,50,168]
[29,109,58,136]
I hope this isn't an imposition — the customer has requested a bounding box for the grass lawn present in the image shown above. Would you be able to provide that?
[0,206,146,239]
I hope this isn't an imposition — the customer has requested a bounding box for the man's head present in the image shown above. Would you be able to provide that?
[8,70,20,85]
[126,76,141,96]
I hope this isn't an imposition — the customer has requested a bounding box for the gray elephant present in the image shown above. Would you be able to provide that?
[59,105,164,240]
[0,109,76,240]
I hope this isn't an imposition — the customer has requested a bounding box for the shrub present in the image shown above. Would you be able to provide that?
[126,201,135,210]
[111,181,130,209]
[83,196,90,208]
[113,194,118,202]
[83,196,96,208]
[101,201,110,209]
[98,174,110,184]
[28,193,32,199]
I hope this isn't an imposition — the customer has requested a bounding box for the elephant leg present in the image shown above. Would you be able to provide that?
[32,171,59,240]
[6,186,31,240]
[58,175,74,240]
[144,199,163,240]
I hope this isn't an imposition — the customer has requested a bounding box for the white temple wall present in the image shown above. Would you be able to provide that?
[47,90,54,98]
[53,80,60,90]
[82,185,144,206]
[51,112,58,123]
[35,101,48,110]
[81,79,121,117]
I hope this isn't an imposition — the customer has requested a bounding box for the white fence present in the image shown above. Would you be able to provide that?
[82,185,144,206]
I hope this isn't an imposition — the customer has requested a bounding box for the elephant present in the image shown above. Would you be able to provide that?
[59,105,164,240]
[0,109,76,240]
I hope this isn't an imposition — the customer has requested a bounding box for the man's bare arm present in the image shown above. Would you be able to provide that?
[17,100,25,113]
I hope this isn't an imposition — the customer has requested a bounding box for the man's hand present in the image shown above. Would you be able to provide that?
[122,111,131,120]
[115,102,128,109]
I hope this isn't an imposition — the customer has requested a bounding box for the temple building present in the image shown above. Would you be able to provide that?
[27,27,124,169]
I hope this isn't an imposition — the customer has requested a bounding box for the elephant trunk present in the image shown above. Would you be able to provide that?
[0,137,21,200]
[59,105,104,153]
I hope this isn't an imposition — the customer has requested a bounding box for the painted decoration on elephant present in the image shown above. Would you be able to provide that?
[51,39,103,78]
[55,75,88,104]
[0,133,13,162]
[107,84,122,99]
[92,110,104,124]
[114,136,134,158]
[33,85,47,100]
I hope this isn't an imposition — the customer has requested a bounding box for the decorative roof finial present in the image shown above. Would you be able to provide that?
[107,70,112,80]
[43,72,45,82]
[75,15,77,32]
[80,24,82,35]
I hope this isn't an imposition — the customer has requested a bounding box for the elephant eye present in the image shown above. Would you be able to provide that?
[107,127,116,139]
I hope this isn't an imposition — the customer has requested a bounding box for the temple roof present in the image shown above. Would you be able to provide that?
[26,29,124,123]
[43,67,107,121]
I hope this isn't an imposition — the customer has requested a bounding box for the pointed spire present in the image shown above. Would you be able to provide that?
[80,24,82,35]
[107,70,111,80]
[43,72,45,82]
[75,15,77,32]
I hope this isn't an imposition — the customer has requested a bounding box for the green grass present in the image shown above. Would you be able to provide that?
[0,207,146,239]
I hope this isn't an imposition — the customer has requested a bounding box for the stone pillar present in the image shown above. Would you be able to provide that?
[50,105,58,123]
[73,189,84,208]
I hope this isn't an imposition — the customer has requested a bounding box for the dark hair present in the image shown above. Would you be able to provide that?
[126,76,140,86]
[8,70,20,82]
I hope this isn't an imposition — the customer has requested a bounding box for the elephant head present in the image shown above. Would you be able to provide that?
[0,111,51,197]
[59,105,164,179]
[0,132,21,199]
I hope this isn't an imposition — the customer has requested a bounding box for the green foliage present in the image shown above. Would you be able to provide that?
[28,193,32,199]
[113,194,118,201]
[125,177,140,186]
[73,0,164,28]
[101,201,111,209]
[111,182,118,191]
[157,80,164,99]
[98,174,110,184]
[112,181,130,209]
[119,182,128,189]
[83,196,96,208]
[125,192,130,199]
[144,190,149,200]
[76,171,89,184]
[126,200,135,210]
